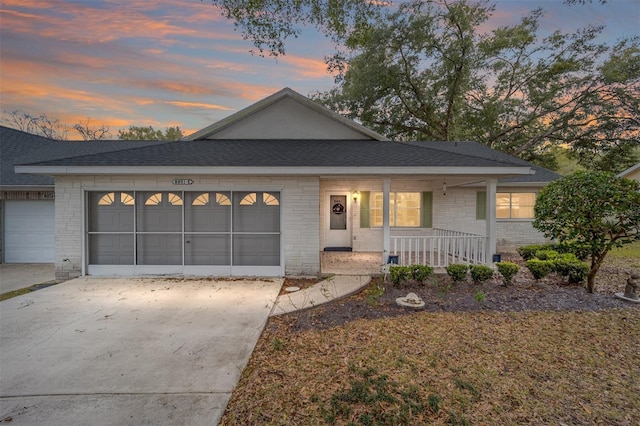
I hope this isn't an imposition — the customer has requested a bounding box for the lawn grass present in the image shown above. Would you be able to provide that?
[0,281,59,301]
[0,287,32,301]
[221,309,639,425]
[608,240,640,259]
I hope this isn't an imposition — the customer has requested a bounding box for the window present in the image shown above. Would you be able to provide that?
[370,192,422,227]
[496,192,536,219]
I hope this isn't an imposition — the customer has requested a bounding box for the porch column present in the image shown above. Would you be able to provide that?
[382,177,391,264]
[486,178,497,264]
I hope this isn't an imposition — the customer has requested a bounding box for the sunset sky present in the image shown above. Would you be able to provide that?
[0,0,638,138]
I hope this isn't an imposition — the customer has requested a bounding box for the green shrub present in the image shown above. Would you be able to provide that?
[496,262,519,286]
[518,242,589,262]
[446,264,469,284]
[517,244,557,261]
[469,264,494,285]
[552,254,589,283]
[525,259,554,280]
[535,249,559,260]
[556,241,591,261]
[564,262,589,283]
[389,266,410,286]
[411,265,434,283]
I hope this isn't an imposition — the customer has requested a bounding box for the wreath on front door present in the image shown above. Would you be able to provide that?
[332,203,345,214]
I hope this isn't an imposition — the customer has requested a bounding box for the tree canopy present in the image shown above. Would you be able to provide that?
[533,171,640,293]
[117,125,184,141]
[205,0,379,56]
[313,0,639,172]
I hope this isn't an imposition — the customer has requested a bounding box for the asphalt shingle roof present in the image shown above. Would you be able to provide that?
[1,126,167,186]
[21,139,539,169]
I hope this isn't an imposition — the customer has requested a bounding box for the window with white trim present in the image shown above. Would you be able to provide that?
[496,192,536,219]
[371,192,421,227]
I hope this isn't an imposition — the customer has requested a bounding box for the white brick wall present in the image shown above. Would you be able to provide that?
[53,174,548,279]
[54,175,320,279]
[497,220,550,252]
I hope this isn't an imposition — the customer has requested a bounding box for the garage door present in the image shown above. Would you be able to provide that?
[4,200,55,263]
[86,190,282,276]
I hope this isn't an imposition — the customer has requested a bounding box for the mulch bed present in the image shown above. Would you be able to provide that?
[280,254,640,332]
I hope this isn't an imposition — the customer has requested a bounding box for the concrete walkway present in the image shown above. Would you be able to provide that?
[270,275,371,316]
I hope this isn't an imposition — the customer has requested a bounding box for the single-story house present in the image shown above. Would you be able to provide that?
[618,162,640,183]
[13,88,560,280]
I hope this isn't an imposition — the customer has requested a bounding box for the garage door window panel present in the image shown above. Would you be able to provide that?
[89,191,134,232]
[88,192,135,265]
[232,192,280,266]
[185,192,231,232]
[233,192,280,232]
[137,192,182,232]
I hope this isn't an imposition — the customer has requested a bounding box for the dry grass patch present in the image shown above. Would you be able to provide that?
[222,309,639,425]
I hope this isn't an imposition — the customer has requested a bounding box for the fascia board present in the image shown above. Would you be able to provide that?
[16,165,534,176]
[465,181,551,188]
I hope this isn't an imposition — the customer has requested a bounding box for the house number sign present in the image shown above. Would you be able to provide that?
[172,178,194,185]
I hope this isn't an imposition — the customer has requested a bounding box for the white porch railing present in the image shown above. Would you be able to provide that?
[390,229,487,267]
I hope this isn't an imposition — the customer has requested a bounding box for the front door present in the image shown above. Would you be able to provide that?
[325,193,351,248]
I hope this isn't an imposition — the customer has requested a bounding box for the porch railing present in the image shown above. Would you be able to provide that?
[390,229,487,267]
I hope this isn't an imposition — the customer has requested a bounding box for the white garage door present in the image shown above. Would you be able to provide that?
[4,200,55,263]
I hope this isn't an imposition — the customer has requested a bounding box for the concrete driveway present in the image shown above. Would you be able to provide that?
[0,264,56,293]
[0,276,282,425]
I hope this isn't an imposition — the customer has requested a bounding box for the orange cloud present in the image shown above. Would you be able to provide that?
[162,101,234,111]
[278,55,332,79]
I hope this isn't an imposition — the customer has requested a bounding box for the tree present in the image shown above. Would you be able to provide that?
[533,171,640,293]
[72,119,111,140]
[204,0,380,56]
[3,110,111,140]
[5,110,69,140]
[313,0,639,172]
[117,125,184,141]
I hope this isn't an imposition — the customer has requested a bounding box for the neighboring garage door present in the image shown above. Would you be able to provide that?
[4,200,55,263]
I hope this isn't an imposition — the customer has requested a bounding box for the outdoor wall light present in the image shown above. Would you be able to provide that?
[442,182,447,196]
[353,191,360,202]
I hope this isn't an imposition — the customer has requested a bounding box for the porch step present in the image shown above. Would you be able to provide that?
[323,247,353,252]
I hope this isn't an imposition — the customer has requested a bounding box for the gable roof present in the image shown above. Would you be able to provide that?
[0,126,165,188]
[183,87,388,141]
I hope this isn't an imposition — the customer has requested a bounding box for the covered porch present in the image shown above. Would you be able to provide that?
[320,176,499,273]
[321,228,487,275]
